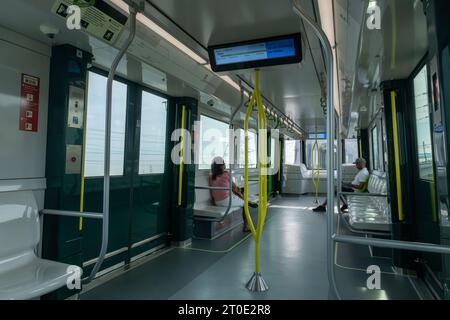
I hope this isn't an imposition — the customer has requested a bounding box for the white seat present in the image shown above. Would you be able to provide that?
[347,172,391,232]
[194,204,241,219]
[193,172,259,220]
[282,164,337,194]
[194,172,239,219]
[0,191,80,300]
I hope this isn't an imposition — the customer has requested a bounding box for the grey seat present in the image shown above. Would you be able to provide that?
[0,191,81,300]
[347,172,391,232]
[283,164,340,194]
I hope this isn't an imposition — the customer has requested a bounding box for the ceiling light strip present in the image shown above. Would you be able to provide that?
[110,0,207,64]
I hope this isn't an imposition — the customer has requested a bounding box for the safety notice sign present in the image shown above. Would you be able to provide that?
[52,0,127,45]
[19,74,40,132]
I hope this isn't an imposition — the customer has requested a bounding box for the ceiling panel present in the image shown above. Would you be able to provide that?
[339,0,428,134]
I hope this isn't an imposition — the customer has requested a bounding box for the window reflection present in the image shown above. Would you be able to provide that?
[139,91,167,175]
[84,71,127,177]
[414,66,434,181]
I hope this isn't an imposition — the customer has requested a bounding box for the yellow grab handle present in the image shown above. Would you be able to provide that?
[390,91,404,221]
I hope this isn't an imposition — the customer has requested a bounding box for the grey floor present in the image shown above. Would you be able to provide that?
[81,195,421,300]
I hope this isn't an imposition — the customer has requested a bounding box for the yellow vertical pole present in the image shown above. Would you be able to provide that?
[243,70,268,284]
[178,105,186,206]
[390,91,404,221]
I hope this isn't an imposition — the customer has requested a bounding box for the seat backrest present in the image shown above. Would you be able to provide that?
[299,163,308,173]
[0,191,39,259]
[367,172,387,194]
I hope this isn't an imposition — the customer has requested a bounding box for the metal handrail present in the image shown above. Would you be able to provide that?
[195,186,229,191]
[333,235,450,255]
[41,209,103,220]
[85,1,143,284]
[340,192,388,198]
[338,211,391,237]
[293,0,340,299]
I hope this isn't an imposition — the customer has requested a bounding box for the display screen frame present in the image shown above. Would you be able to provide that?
[208,33,303,72]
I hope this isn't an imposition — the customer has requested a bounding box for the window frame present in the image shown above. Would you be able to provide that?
[84,67,171,179]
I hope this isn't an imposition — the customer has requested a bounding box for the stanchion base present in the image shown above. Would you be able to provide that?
[246,272,269,292]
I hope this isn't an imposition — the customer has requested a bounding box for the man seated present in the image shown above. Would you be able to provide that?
[312,158,369,213]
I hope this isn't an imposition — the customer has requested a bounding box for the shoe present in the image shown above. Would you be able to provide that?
[249,202,258,208]
[313,205,327,213]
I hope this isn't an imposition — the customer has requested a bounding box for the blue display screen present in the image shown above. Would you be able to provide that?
[309,133,327,139]
[214,38,297,66]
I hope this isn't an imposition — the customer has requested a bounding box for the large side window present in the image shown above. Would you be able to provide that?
[413,65,434,181]
[138,91,168,175]
[305,140,327,169]
[284,140,302,165]
[238,129,257,169]
[198,115,230,170]
[270,137,276,169]
[85,71,127,177]
[344,139,359,164]
[371,126,380,170]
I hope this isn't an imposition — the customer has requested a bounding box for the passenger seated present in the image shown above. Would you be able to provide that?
[313,157,369,213]
[209,156,258,232]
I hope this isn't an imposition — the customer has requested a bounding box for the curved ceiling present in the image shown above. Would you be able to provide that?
[148,0,328,133]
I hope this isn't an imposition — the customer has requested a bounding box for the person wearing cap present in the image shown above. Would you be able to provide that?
[209,156,258,232]
[312,157,369,212]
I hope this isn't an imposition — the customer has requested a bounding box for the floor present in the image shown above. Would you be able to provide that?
[80,195,421,300]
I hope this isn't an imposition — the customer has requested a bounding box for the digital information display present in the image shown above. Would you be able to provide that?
[208,34,302,72]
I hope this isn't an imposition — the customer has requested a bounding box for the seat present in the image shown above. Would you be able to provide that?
[0,191,81,300]
[193,172,259,239]
[282,164,338,194]
[346,172,391,232]
[193,173,242,220]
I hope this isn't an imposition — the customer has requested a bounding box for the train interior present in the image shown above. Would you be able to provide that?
[0,0,450,300]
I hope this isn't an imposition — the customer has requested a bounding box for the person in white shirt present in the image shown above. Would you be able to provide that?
[313,158,369,212]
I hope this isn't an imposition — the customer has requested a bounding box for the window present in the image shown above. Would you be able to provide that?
[371,126,380,170]
[414,65,434,181]
[138,91,167,175]
[284,140,302,165]
[238,129,257,168]
[305,140,327,170]
[344,139,359,164]
[198,115,231,170]
[270,137,276,169]
[85,72,127,177]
